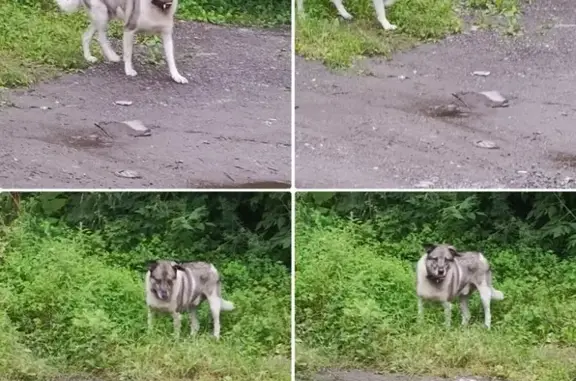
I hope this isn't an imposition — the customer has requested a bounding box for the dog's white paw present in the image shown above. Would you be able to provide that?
[125,68,138,77]
[85,56,98,63]
[106,53,121,62]
[382,22,397,30]
[341,13,353,20]
[171,74,188,84]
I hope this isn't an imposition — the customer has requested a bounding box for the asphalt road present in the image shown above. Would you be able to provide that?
[296,0,576,189]
[0,22,290,189]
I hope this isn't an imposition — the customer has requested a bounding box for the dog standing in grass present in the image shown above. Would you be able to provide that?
[416,244,504,328]
[54,0,188,84]
[296,0,399,30]
[146,260,234,339]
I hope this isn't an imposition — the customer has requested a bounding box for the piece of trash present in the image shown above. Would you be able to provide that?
[40,106,51,110]
[95,120,151,137]
[473,71,490,77]
[115,100,133,106]
[114,170,141,179]
[452,91,509,109]
[517,170,528,174]
[474,140,499,149]
[398,75,407,80]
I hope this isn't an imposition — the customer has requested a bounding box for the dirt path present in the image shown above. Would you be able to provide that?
[308,370,494,381]
[0,22,290,189]
[296,0,576,189]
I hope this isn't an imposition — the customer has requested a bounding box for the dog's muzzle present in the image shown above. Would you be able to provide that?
[152,0,173,10]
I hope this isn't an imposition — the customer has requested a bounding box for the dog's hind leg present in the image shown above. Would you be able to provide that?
[82,23,98,63]
[443,301,452,327]
[189,308,200,335]
[122,29,137,76]
[88,3,120,62]
[372,0,396,30]
[330,0,353,20]
[161,29,188,84]
[478,285,492,328]
[207,293,222,339]
[459,295,471,326]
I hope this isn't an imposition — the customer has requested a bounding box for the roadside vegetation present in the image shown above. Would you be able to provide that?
[296,192,576,381]
[296,0,522,68]
[0,192,291,381]
[0,0,289,87]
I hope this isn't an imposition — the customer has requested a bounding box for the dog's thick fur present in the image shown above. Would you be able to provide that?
[55,0,188,84]
[416,244,504,328]
[145,260,234,338]
[296,0,398,30]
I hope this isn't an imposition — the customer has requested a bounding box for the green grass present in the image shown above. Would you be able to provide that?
[0,0,289,88]
[0,213,290,381]
[296,0,521,69]
[295,205,576,381]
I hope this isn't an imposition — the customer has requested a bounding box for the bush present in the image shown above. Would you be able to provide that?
[0,193,290,381]
[296,195,576,381]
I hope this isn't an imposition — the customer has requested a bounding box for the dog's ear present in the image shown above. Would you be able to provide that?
[448,247,461,257]
[423,243,436,254]
[147,260,159,272]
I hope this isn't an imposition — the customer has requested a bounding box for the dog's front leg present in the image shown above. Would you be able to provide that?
[123,29,138,77]
[372,0,397,30]
[147,308,154,332]
[459,295,471,326]
[417,297,424,322]
[442,301,452,327]
[161,29,188,84]
[189,308,200,335]
[172,312,182,339]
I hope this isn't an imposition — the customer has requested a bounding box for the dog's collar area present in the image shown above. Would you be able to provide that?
[151,0,173,10]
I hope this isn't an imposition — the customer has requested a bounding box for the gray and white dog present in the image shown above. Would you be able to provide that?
[416,244,504,328]
[55,0,188,84]
[145,260,234,338]
[296,0,399,30]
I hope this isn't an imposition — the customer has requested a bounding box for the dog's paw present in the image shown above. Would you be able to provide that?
[85,56,98,63]
[106,53,121,62]
[125,68,138,77]
[171,74,188,84]
[340,13,353,20]
[382,22,397,30]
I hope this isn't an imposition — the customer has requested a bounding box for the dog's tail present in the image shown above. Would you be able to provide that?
[491,288,504,300]
[220,299,235,311]
[487,269,504,300]
[55,0,83,13]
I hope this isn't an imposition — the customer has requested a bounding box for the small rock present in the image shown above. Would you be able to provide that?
[474,140,499,149]
[122,120,151,136]
[517,170,528,174]
[398,75,408,80]
[114,170,141,179]
[115,100,133,106]
[452,91,509,109]
[40,106,51,110]
[473,71,491,77]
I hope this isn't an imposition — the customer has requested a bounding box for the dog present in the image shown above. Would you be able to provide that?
[296,0,398,30]
[55,0,188,84]
[415,244,504,328]
[145,260,234,338]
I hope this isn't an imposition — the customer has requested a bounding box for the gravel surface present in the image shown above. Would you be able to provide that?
[296,0,576,189]
[0,21,290,189]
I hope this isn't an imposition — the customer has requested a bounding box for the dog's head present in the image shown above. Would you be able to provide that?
[423,244,460,282]
[151,0,173,11]
[147,260,185,301]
